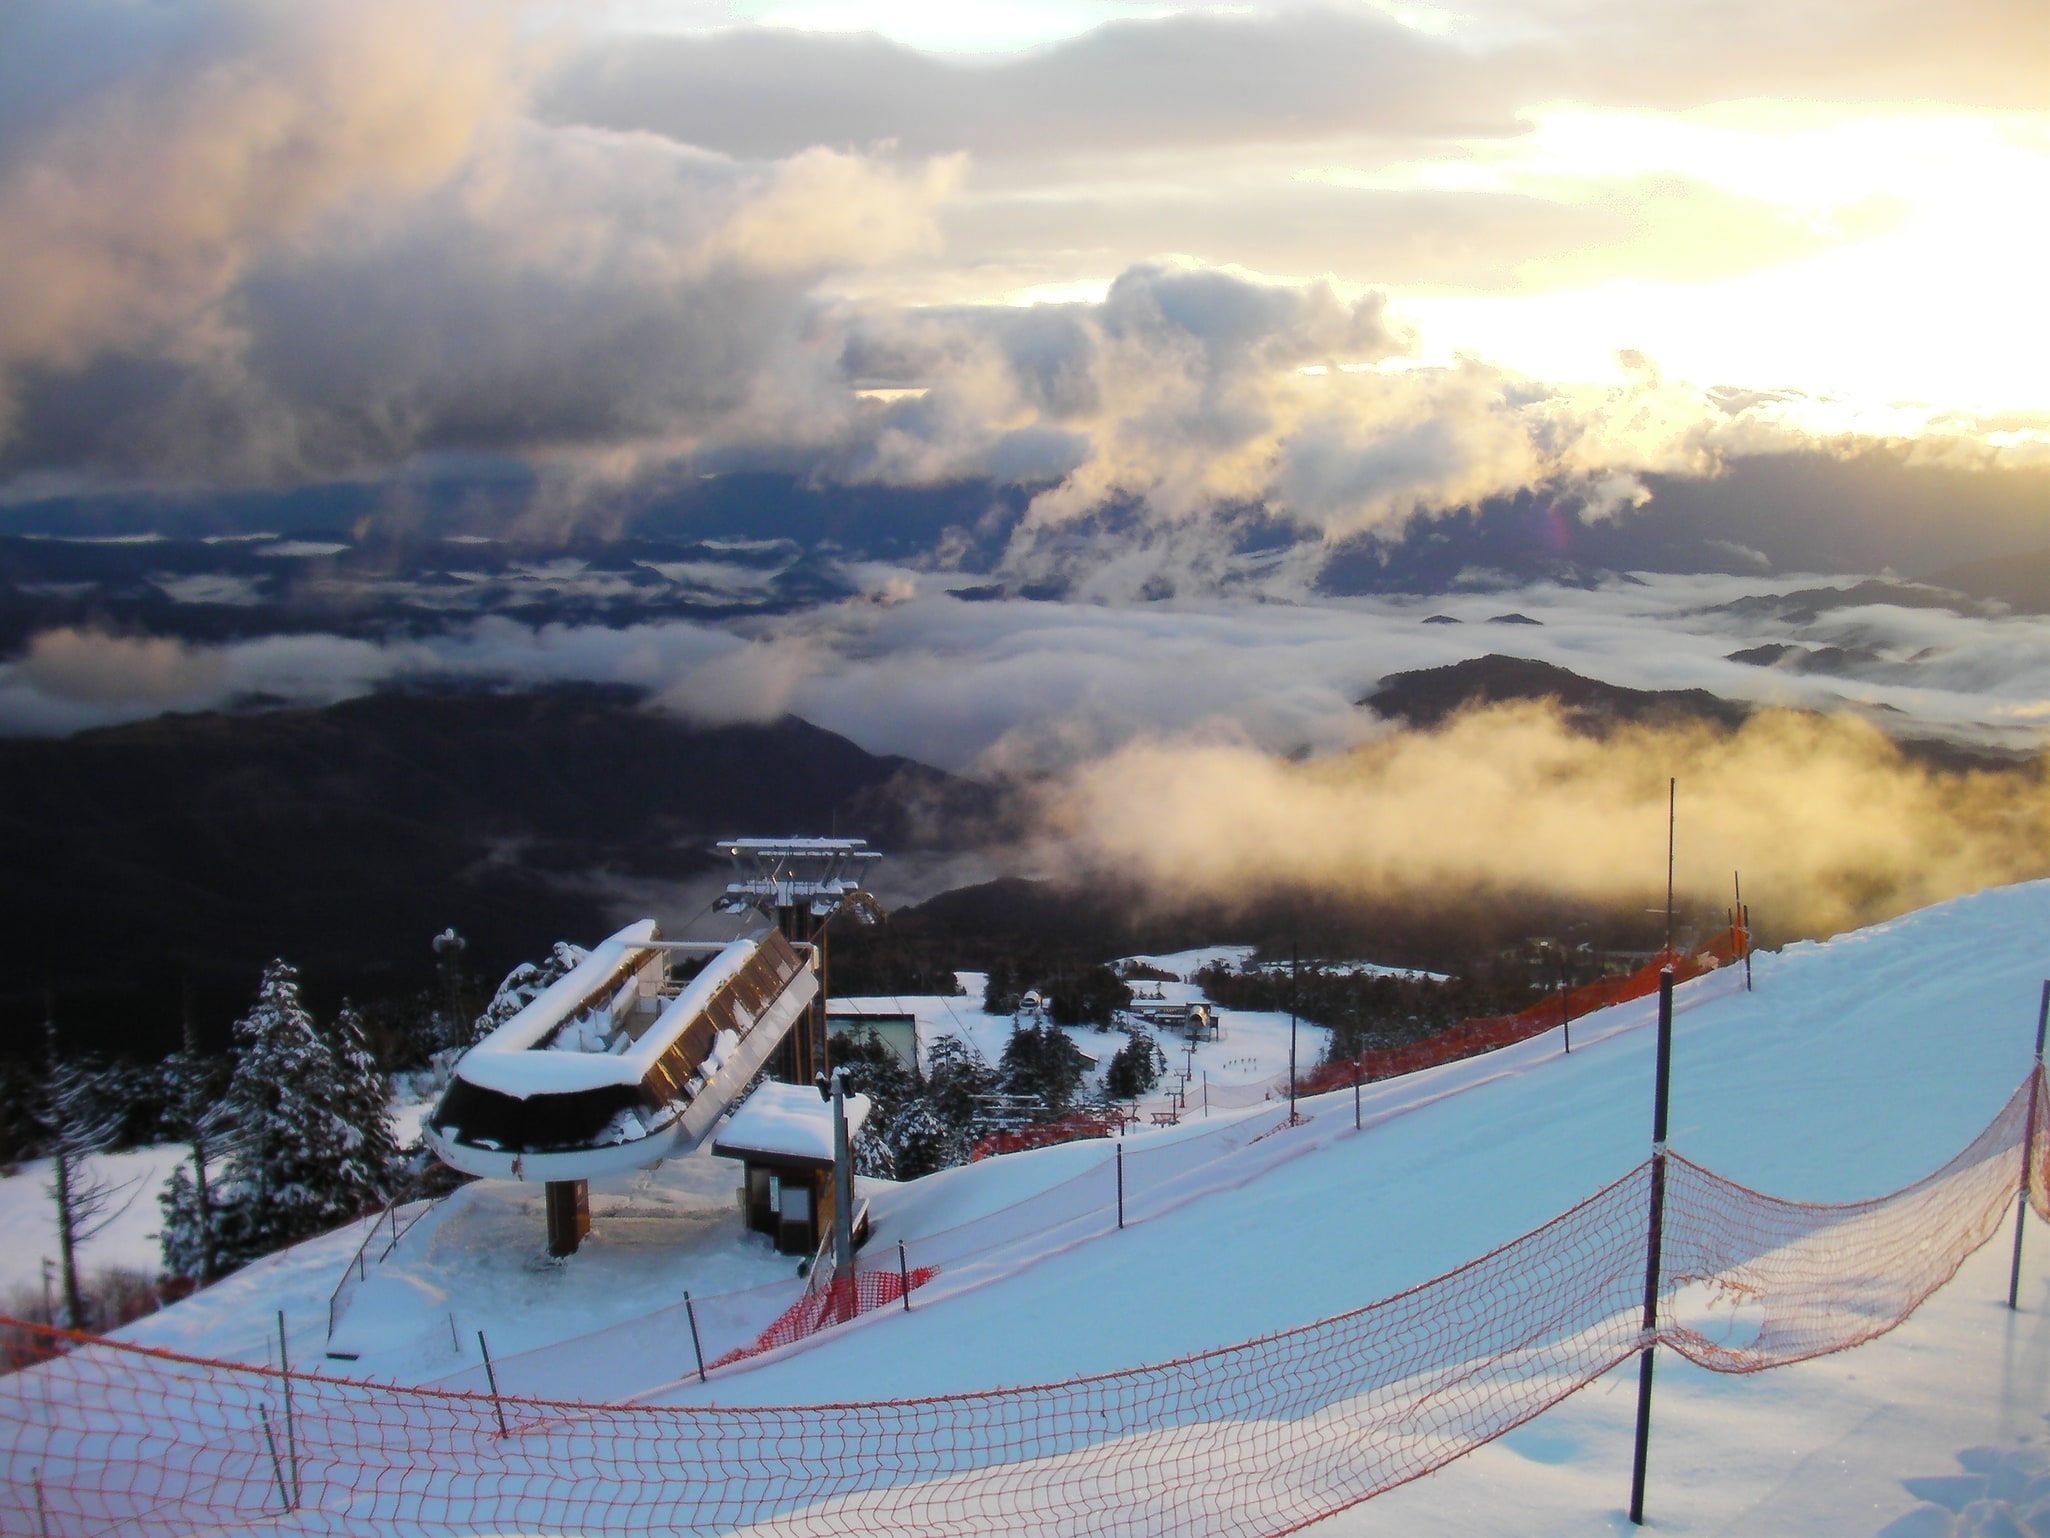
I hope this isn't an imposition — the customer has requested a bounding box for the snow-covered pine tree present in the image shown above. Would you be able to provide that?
[331,1000,406,1193]
[923,1033,999,1129]
[853,1114,898,1180]
[887,1099,967,1180]
[213,961,388,1269]
[1103,1028,1166,1100]
[42,1017,139,1329]
[469,941,590,1046]
[157,1161,210,1282]
[999,1021,1086,1117]
[157,993,226,1283]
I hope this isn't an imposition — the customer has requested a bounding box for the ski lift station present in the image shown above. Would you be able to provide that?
[426,838,882,1258]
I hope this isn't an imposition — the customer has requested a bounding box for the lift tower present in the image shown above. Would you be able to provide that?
[713,838,883,1083]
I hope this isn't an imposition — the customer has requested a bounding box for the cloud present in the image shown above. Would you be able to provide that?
[9,575,2050,940]
[16,628,228,707]
[656,636,820,726]
[926,173,1877,299]
[536,12,1510,165]
[0,0,518,413]
[1486,0,2050,114]
[1039,699,2050,936]
[540,5,2046,166]
[0,615,743,734]
[824,267,1828,576]
[0,0,961,486]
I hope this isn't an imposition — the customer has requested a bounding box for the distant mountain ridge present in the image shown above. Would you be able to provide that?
[0,684,996,1054]
[1363,655,1750,733]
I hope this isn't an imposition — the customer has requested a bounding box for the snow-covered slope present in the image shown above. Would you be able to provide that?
[102,880,2050,1534]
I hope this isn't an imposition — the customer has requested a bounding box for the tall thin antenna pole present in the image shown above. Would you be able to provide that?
[1289,940,1299,1122]
[1664,778,1676,953]
[1735,871,1753,991]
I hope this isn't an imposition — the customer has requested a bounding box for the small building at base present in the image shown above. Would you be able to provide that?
[713,1081,873,1257]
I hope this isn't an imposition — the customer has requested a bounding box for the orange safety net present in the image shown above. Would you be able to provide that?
[971,1108,1129,1163]
[3,1060,2036,1538]
[1295,925,1750,1098]
[710,1265,940,1369]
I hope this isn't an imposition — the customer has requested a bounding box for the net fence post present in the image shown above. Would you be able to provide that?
[899,1239,913,1311]
[1629,967,1675,1526]
[258,1407,292,1513]
[684,1290,707,1382]
[1116,1141,1125,1230]
[276,1310,299,1509]
[478,1329,509,1436]
[2008,980,2050,1309]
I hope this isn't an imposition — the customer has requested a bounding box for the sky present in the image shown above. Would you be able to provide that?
[3,0,2048,934]
[0,0,2043,527]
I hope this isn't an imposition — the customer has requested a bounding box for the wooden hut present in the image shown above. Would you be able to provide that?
[714,1081,873,1258]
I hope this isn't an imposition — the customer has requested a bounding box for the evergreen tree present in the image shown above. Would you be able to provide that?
[830,1028,916,1127]
[982,958,1016,1015]
[923,1033,1000,1129]
[1103,1029,1166,1101]
[213,961,390,1269]
[1046,964,1134,1027]
[852,1114,898,1181]
[999,1022,1087,1118]
[157,992,226,1284]
[331,1001,406,1190]
[41,1017,138,1329]
[887,1100,968,1180]
[157,1161,213,1282]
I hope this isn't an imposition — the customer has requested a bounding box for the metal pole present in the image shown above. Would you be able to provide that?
[1289,941,1299,1122]
[2008,980,2050,1309]
[1561,956,1573,1054]
[684,1291,707,1382]
[1664,778,1676,954]
[1116,1142,1125,1230]
[1742,902,1754,992]
[276,1311,298,1508]
[831,1071,854,1276]
[1203,1070,1209,1117]
[1629,969,1676,1526]
[258,1408,292,1513]
[1354,1060,1362,1131]
[33,1469,48,1538]
[478,1330,508,1436]
[1732,871,1743,974]
[899,1239,913,1311]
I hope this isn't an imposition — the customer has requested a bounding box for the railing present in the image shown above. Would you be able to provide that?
[323,1184,455,1347]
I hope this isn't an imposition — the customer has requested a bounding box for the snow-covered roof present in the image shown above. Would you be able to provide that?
[713,1082,871,1167]
[457,929,774,1099]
